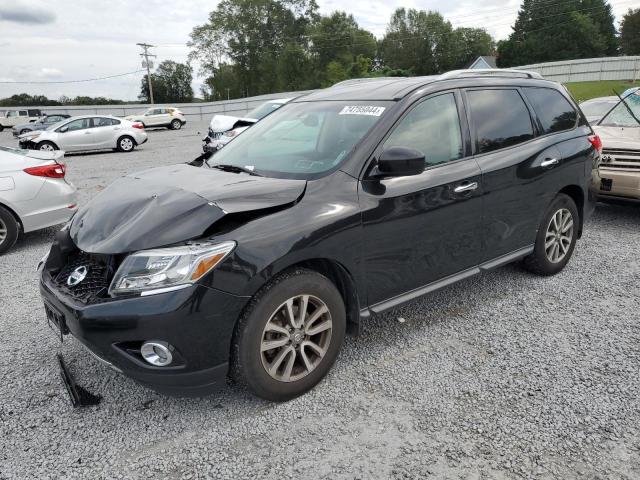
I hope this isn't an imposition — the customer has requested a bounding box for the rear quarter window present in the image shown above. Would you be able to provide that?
[467,89,534,154]
[524,87,577,134]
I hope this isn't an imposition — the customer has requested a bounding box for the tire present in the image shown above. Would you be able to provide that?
[117,136,135,152]
[232,268,346,401]
[36,141,57,151]
[170,119,182,130]
[0,125,4,132]
[0,206,19,255]
[522,193,579,276]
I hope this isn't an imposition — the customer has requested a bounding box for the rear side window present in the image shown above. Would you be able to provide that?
[524,87,577,134]
[467,89,534,154]
[384,93,463,166]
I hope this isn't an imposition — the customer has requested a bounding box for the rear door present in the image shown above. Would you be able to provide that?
[92,117,120,148]
[464,87,580,261]
[360,91,484,307]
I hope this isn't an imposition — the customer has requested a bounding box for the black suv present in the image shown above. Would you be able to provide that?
[40,70,600,401]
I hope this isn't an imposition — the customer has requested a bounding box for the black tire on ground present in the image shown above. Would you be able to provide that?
[522,193,579,276]
[117,135,136,152]
[170,119,182,130]
[231,268,346,402]
[0,206,19,255]
[36,141,58,151]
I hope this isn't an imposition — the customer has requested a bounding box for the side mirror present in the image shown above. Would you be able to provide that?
[59,126,69,133]
[374,147,425,177]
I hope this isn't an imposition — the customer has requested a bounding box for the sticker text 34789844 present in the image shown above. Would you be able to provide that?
[339,106,386,116]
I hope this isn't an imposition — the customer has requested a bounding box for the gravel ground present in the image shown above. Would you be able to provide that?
[1,124,639,479]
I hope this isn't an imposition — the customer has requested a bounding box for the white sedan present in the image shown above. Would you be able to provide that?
[18,115,148,153]
[0,146,77,254]
[125,107,186,130]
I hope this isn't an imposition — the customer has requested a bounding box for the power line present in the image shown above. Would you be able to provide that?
[0,69,145,85]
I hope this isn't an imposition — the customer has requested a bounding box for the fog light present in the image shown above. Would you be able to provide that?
[140,341,173,366]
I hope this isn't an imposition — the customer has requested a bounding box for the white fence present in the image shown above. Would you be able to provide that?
[1,90,316,121]
[514,56,640,83]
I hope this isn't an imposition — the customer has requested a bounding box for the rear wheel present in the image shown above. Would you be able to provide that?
[232,269,346,401]
[36,141,57,151]
[522,193,579,275]
[117,136,135,152]
[0,206,19,255]
[170,119,182,130]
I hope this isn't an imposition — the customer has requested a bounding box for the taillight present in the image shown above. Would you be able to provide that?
[588,134,602,154]
[24,163,66,178]
[132,122,144,129]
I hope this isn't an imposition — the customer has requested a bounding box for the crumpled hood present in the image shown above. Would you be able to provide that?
[70,164,306,254]
[593,125,640,150]
[209,114,257,133]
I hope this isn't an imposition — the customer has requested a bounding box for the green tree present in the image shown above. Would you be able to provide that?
[497,0,617,67]
[621,8,640,54]
[139,60,193,103]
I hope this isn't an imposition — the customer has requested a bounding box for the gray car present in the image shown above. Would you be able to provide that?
[12,114,71,137]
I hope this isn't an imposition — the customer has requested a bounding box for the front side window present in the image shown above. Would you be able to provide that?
[209,100,391,179]
[7,111,17,117]
[599,96,640,128]
[61,118,92,132]
[524,87,577,134]
[383,93,463,167]
[467,89,534,154]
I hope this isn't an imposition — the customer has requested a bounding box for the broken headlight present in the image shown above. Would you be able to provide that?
[108,241,236,296]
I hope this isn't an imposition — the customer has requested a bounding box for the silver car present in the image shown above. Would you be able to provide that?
[18,115,148,153]
[0,146,77,254]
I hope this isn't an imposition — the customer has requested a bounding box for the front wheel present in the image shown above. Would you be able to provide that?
[36,141,57,152]
[522,193,579,275]
[232,269,346,401]
[117,136,135,152]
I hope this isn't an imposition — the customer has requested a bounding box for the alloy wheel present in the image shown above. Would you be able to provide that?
[120,138,134,151]
[545,208,574,263]
[0,218,7,244]
[260,294,332,383]
[171,120,181,130]
[39,143,54,151]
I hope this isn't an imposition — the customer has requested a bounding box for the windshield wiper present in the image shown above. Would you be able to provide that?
[210,163,262,176]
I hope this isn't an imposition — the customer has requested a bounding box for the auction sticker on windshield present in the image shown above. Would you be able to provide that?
[339,106,386,116]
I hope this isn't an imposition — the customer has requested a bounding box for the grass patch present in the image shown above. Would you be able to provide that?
[564,80,640,103]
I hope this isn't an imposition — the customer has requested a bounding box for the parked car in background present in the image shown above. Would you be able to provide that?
[0,109,43,131]
[12,114,71,137]
[592,89,640,200]
[124,107,186,130]
[203,98,291,152]
[579,96,619,124]
[18,115,147,153]
[0,146,77,254]
[39,71,598,402]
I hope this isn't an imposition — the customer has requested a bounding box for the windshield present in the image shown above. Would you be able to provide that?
[246,101,286,120]
[599,93,640,127]
[208,100,391,179]
[581,100,617,118]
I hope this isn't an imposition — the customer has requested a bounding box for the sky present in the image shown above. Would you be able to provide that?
[0,0,633,101]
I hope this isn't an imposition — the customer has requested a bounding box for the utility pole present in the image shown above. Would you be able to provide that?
[137,43,156,104]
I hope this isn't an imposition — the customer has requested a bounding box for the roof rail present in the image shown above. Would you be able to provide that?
[438,68,544,80]
[330,77,407,88]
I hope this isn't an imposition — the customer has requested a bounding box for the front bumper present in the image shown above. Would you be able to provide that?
[40,271,249,397]
[598,168,640,200]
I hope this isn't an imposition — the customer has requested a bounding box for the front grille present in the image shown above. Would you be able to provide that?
[53,252,112,302]
[601,148,640,170]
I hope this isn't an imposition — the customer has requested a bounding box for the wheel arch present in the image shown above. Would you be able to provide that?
[36,140,59,150]
[117,134,137,146]
[558,184,585,237]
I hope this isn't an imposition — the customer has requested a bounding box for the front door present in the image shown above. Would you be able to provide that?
[360,91,484,307]
[57,118,94,151]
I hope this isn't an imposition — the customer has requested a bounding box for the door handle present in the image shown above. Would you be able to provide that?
[454,182,478,194]
[541,158,559,168]
[84,131,92,134]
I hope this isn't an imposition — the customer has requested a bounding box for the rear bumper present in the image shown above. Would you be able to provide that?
[598,168,640,200]
[40,272,249,397]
